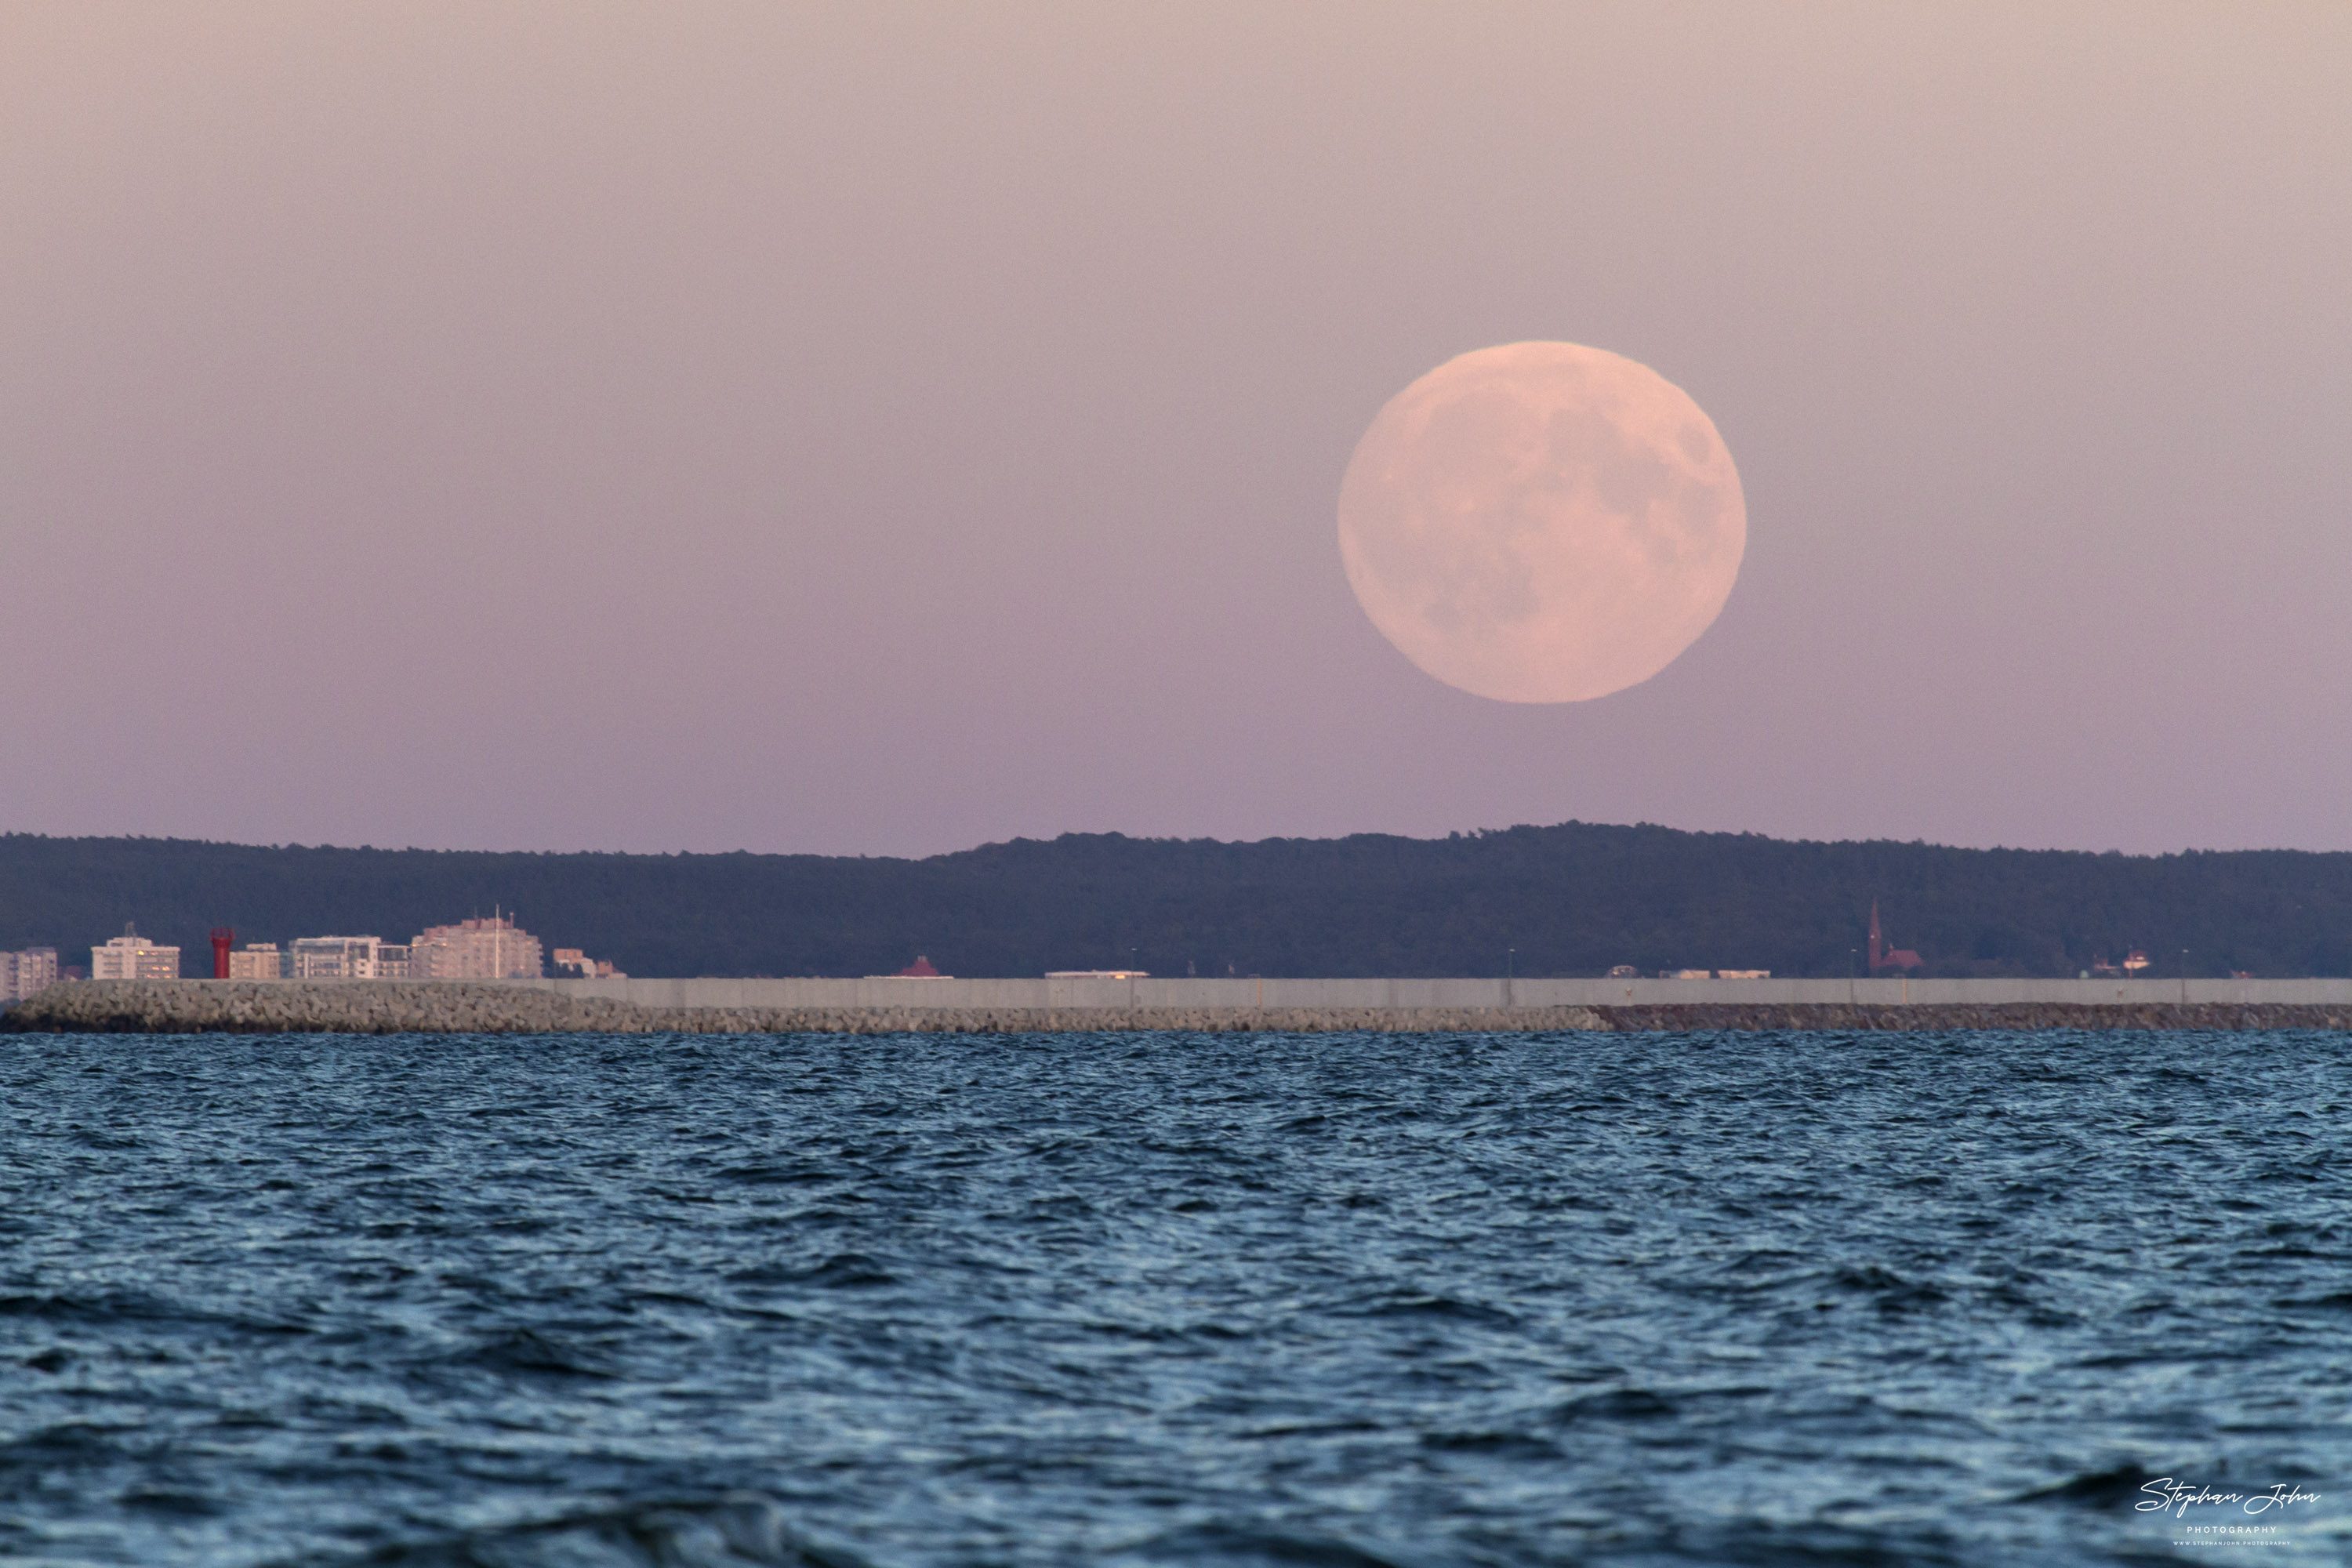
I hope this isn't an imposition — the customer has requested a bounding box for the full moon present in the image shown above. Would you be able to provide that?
[1337,342,1745,703]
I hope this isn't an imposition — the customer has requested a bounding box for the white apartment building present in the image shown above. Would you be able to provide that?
[410,915,542,979]
[287,936,412,980]
[93,927,180,980]
[227,944,286,980]
[1,947,60,1002]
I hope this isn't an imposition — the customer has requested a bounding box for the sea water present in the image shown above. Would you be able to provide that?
[2,1028,2346,1566]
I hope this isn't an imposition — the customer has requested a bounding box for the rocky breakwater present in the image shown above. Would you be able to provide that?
[0,980,1611,1036]
[1600,1001,2349,1033]
[3,981,651,1035]
[7,983,2343,1036]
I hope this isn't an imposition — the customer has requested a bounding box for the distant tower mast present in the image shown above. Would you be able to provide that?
[210,927,234,979]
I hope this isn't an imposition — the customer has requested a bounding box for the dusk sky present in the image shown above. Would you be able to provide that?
[5,2,2347,858]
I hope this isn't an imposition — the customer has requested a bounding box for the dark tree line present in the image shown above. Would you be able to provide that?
[2,823,2348,981]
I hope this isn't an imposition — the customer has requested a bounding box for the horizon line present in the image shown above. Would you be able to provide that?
[4,822,2347,863]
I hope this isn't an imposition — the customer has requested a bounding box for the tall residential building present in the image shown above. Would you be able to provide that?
[93,927,180,980]
[18,947,58,996]
[1,947,60,1002]
[287,936,409,980]
[410,915,542,979]
[227,944,286,980]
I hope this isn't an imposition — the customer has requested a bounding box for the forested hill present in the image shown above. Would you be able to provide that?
[2,825,2347,982]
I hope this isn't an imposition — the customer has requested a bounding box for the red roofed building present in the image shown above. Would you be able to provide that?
[1867,901,1922,973]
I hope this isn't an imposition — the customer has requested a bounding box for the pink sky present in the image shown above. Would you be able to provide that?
[4,2,2347,857]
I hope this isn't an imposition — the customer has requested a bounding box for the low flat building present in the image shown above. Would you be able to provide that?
[93,927,179,980]
[288,935,403,979]
[860,956,948,978]
[227,944,285,980]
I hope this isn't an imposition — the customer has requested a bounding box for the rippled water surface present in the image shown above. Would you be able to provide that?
[4,1029,2349,1566]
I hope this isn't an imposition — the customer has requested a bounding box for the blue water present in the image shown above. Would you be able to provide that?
[2,1029,2347,1566]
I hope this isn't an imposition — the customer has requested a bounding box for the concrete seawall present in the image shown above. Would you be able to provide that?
[2,979,2347,1035]
[515,975,2352,1011]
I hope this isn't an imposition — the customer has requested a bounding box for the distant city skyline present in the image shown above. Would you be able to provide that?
[41,913,571,986]
[4,4,2347,857]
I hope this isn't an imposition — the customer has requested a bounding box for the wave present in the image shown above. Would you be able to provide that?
[340,1494,869,1568]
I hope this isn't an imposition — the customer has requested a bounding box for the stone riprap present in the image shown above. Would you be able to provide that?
[2,981,2345,1035]
[0,980,1609,1036]
[1602,1002,2348,1033]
